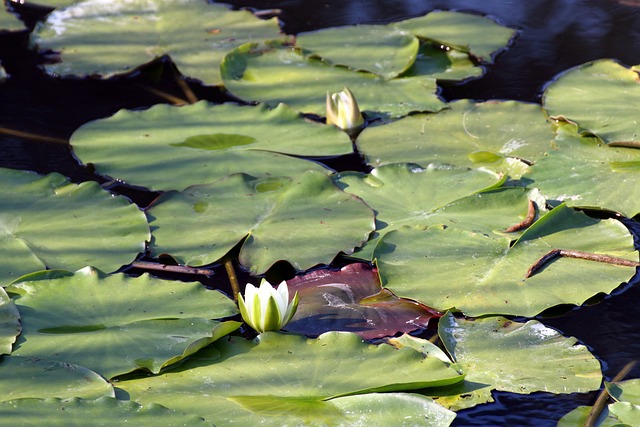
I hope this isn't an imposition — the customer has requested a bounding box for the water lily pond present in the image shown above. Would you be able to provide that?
[1,0,640,426]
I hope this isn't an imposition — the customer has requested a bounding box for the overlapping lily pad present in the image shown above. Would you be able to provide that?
[0,288,19,355]
[118,331,463,424]
[284,263,440,339]
[402,42,483,82]
[0,356,114,401]
[375,195,637,317]
[148,171,374,273]
[221,42,446,118]
[70,102,343,191]
[355,99,554,173]
[0,167,149,283]
[543,59,640,145]
[526,122,640,217]
[30,0,284,85]
[7,268,240,379]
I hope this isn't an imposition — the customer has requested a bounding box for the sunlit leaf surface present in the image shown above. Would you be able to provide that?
[0,288,19,355]
[0,4,23,31]
[148,171,374,273]
[0,168,149,283]
[7,268,240,379]
[30,0,284,85]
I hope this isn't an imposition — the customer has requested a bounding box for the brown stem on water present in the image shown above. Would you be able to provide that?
[584,360,638,427]
[504,200,537,232]
[131,261,213,276]
[224,259,240,302]
[252,8,282,17]
[525,249,640,279]
[137,84,189,105]
[175,76,199,104]
[0,127,67,144]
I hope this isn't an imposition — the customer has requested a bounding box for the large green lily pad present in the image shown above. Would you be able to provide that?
[0,397,213,426]
[0,4,23,31]
[393,10,516,62]
[30,0,284,86]
[118,331,463,423]
[355,99,554,173]
[0,288,19,355]
[439,312,602,394]
[148,171,374,273]
[402,42,483,82]
[221,42,446,118]
[543,59,640,145]
[70,102,341,191]
[0,168,149,283]
[526,121,640,217]
[375,197,637,317]
[0,356,114,401]
[296,25,419,79]
[7,268,240,379]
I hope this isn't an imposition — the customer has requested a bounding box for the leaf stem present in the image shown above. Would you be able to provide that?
[504,199,536,232]
[0,127,67,144]
[584,360,638,427]
[130,261,213,276]
[136,84,189,105]
[525,249,640,278]
[224,259,240,302]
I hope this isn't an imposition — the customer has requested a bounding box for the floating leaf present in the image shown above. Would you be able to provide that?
[0,168,149,284]
[607,378,640,404]
[402,42,483,82]
[439,312,602,394]
[70,102,342,191]
[355,100,554,174]
[393,10,516,62]
[148,171,374,273]
[375,196,637,317]
[0,4,23,31]
[0,397,213,426]
[0,356,114,401]
[30,0,284,85]
[0,288,19,355]
[526,121,640,216]
[543,59,640,145]
[7,268,240,379]
[296,25,419,79]
[284,263,440,339]
[221,42,446,118]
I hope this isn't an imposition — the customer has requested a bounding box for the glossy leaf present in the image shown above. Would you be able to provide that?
[221,42,446,118]
[0,168,149,284]
[393,10,516,62]
[526,121,640,216]
[0,287,19,355]
[0,397,213,426]
[296,25,419,79]
[355,99,554,174]
[148,171,374,274]
[284,263,441,339]
[543,59,640,145]
[30,0,284,85]
[375,198,637,317]
[439,312,602,394]
[403,42,483,82]
[7,268,240,379]
[0,356,114,401]
[70,102,343,191]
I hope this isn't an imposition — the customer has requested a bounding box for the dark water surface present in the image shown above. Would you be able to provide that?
[1,1,640,425]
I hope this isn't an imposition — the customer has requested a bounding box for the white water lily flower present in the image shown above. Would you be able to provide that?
[237,279,299,333]
[326,87,364,133]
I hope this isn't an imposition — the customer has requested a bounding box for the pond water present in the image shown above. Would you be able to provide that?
[1,0,640,425]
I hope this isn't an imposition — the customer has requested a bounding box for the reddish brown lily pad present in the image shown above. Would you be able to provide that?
[283,263,440,339]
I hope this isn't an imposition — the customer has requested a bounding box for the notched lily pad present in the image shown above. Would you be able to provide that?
[284,263,441,339]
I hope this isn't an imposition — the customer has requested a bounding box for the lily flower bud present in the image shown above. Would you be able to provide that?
[237,279,299,333]
[326,87,364,133]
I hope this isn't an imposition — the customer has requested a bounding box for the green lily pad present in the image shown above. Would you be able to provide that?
[543,59,640,145]
[393,10,516,62]
[296,25,419,79]
[402,42,483,82]
[148,171,374,273]
[439,312,602,394]
[7,268,240,379]
[220,42,446,118]
[526,121,640,216]
[0,356,114,401]
[0,168,149,284]
[0,287,19,355]
[284,263,441,339]
[375,197,637,317]
[335,162,504,259]
[70,102,342,191]
[558,405,628,427]
[355,99,554,173]
[118,331,464,423]
[30,0,284,86]
[607,378,640,404]
[0,397,213,426]
[0,4,23,31]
